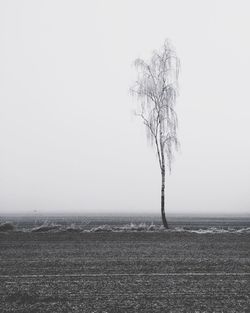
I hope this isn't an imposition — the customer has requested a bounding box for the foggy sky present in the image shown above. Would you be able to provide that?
[0,0,250,216]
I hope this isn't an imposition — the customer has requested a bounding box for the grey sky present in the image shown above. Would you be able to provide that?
[0,0,250,215]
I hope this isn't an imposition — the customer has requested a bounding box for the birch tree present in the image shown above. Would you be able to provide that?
[131,40,180,228]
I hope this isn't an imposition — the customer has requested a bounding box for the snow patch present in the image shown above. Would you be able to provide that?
[31,222,62,232]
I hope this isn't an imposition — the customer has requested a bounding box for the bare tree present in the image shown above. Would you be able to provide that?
[131,40,180,229]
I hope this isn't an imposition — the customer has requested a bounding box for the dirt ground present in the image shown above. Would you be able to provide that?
[0,231,249,312]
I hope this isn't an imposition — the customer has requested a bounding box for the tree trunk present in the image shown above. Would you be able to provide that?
[161,167,169,229]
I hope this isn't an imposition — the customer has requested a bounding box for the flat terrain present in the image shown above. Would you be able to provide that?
[0,231,249,312]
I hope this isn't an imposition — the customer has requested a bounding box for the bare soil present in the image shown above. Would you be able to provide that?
[0,231,249,312]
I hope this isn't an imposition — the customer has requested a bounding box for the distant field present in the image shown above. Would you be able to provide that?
[0,231,249,312]
[1,214,250,232]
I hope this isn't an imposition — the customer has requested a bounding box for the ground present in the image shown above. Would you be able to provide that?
[0,231,249,312]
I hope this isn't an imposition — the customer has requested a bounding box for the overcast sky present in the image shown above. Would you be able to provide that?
[0,0,250,216]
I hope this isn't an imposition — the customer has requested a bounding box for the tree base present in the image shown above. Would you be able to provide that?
[161,211,169,229]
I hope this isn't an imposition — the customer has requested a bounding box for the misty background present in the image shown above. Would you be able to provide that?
[0,0,250,216]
